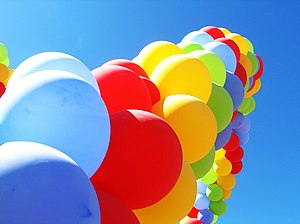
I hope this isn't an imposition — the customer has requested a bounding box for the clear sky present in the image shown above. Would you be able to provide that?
[1,0,299,223]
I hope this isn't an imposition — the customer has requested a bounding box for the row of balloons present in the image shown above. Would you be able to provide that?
[0,25,263,224]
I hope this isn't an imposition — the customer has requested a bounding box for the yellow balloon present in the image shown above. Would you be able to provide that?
[215,148,226,160]
[219,27,231,35]
[217,174,236,191]
[152,94,217,163]
[0,63,9,82]
[133,161,197,224]
[150,54,212,103]
[245,79,262,98]
[133,41,183,77]
[222,189,232,200]
[2,68,14,86]
[225,33,248,55]
[239,53,252,78]
[213,157,232,176]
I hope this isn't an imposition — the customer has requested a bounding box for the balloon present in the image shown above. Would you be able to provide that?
[0,70,110,177]
[91,110,183,209]
[139,76,161,105]
[231,161,243,174]
[238,97,251,114]
[245,78,261,98]
[188,49,226,86]
[133,41,183,76]
[223,132,240,152]
[177,41,204,54]
[206,184,224,202]
[0,141,100,224]
[234,62,247,86]
[201,168,218,185]
[188,207,200,218]
[244,37,254,53]
[0,82,5,97]
[225,146,244,162]
[231,112,245,130]
[133,161,197,224]
[0,63,9,81]
[0,56,10,67]
[212,214,219,224]
[191,147,215,179]
[216,37,240,61]
[247,51,259,76]
[200,26,225,39]
[215,148,226,160]
[103,58,149,78]
[92,65,152,114]
[98,191,139,224]
[224,71,245,110]
[237,132,250,146]
[186,218,201,224]
[253,55,264,80]
[0,43,8,61]
[239,53,252,78]
[218,27,231,35]
[7,52,99,93]
[194,194,210,210]
[197,180,208,194]
[213,157,232,176]
[207,83,233,132]
[2,68,13,86]
[198,209,214,224]
[181,31,214,46]
[233,116,251,135]
[231,109,238,121]
[222,189,232,200]
[209,200,227,216]
[225,33,248,55]
[152,94,217,163]
[217,174,236,191]
[244,97,256,115]
[203,42,237,73]
[150,54,212,103]
[215,124,232,150]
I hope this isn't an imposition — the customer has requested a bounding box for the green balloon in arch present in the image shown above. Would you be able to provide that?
[191,146,215,179]
[177,41,204,54]
[247,51,259,76]
[209,200,227,216]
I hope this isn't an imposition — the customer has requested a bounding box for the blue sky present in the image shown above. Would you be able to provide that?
[1,0,299,223]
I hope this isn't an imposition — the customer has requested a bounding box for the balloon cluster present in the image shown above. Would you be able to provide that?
[0,43,13,97]
[0,25,263,224]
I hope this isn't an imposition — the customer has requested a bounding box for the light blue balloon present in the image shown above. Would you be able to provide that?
[0,141,100,224]
[0,70,110,177]
[231,112,245,129]
[181,31,214,46]
[224,71,245,110]
[198,209,214,224]
[236,132,250,146]
[7,52,100,93]
[197,180,208,194]
[203,42,237,73]
[194,193,210,210]
[233,116,251,135]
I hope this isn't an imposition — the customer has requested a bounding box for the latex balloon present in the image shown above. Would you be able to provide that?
[231,109,238,121]
[0,43,8,61]
[139,76,161,105]
[225,146,244,162]
[188,207,200,218]
[238,97,251,114]
[244,37,254,53]
[233,116,251,135]
[0,57,10,67]
[212,214,219,224]
[215,148,226,160]
[253,55,264,80]
[0,70,110,178]
[194,193,210,210]
[207,83,233,132]
[2,68,13,86]
[231,161,243,174]
[198,209,214,224]
[231,112,245,130]
[200,26,225,39]
[224,71,244,110]
[0,63,9,81]
[0,82,5,97]
[206,184,224,202]
[7,52,99,93]
[152,94,217,163]
[103,58,149,78]
[177,41,204,54]
[92,65,152,114]
[0,141,100,224]
[225,33,248,55]
[237,132,250,146]
[245,79,261,98]
[222,190,232,200]
[239,53,252,78]
[213,158,232,176]
[191,147,215,179]
[133,41,183,76]
[203,42,237,73]
[150,54,212,103]
[98,191,139,224]
[201,168,218,185]
[219,27,231,35]
[243,97,256,115]
[217,174,236,191]
[215,124,232,150]
[91,110,183,209]
[133,161,197,224]
[209,200,227,216]
[181,31,214,46]
[188,50,226,86]
[234,62,247,86]
[216,37,241,61]
[197,180,208,194]
[223,132,240,152]
[247,52,259,76]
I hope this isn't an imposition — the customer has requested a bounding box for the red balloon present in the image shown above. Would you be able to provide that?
[98,191,140,224]
[231,110,238,122]
[186,218,202,224]
[91,110,183,209]
[200,26,225,39]
[103,59,149,78]
[139,76,160,105]
[216,37,241,61]
[225,146,244,162]
[234,62,247,86]
[253,55,264,80]
[223,132,240,152]
[188,206,200,218]
[231,161,243,174]
[0,82,6,97]
[92,65,152,114]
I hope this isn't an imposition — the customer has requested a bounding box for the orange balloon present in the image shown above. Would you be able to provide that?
[239,53,252,78]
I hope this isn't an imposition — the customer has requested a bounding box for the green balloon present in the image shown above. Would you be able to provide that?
[177,41,204,54]
[238,97,251,114]
[189,50,226,86]
[201,167,218,184]
[191,146,215,179]
[207,83,233,132]
[206,184,223,201]
[244,37,254,53]
[247,51,258,76]
[0,57,10,67]
[243,97,256,115]
[212,214,219,224]
[209,200,227,216]
[0,43,8,62]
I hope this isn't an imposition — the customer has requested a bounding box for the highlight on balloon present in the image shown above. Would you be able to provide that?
[0,25,264,224]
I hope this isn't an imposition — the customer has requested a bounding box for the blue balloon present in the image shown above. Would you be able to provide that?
[0,141,100,224]
[197,180,208,194]
[203,42,237,73]
[215,123,232,150]
[231,112,244,129]
[198,209,214,224]
[194,193,210,210]
[236,132,250,146]
[0,70,110,177]
[233,116,251,135]
[224,71,244,110]
[181,31,214,46]
[7,52,100,93]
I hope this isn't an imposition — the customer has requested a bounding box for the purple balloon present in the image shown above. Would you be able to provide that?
[233,116,251,135]
[224,71,245,110]
[198,209,214,224]
[215,124,232,150]
[231,112,244,129]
